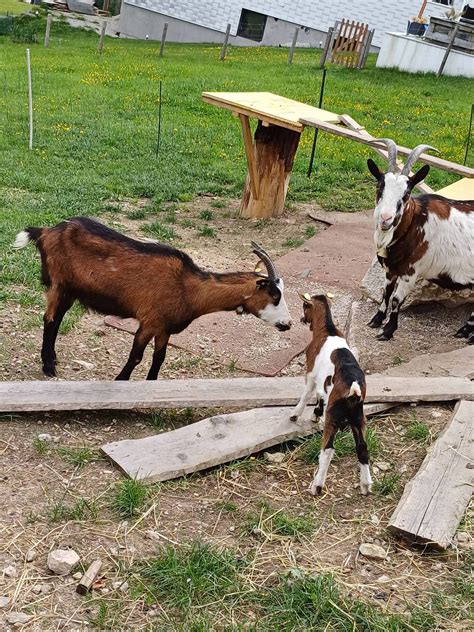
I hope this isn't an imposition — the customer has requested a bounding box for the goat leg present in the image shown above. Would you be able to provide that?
[377,276,416,341]
[368,275,397,329]
[290,374,316,422]
[351,418,372,495]
[454,311,474,343]
[41,289,74,377]
[115,327,153,380]
[309,416,337,495]
[146,334,170,380]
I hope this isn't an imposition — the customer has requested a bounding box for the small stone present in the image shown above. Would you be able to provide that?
[7,612,31,626]
[359,543,387,561]
[456,531,470,543]
[374,461,390,472]
[3,565,17,578]
[47,549,80,575]
[370,514,380,525]
[112,580,129,592]
[32,585,42,594]
[72,572,83,580]
[0,595,10,608]
[264,452,285,464]
[26,549,37,562]
[228,526,235,532]
[37,433,53,442]
[40,583,52,594]
[377,575,391,583]
[431,410,443,418]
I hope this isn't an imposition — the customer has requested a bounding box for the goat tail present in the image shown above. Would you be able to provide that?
[13,227,44,249]
[346,381,363,407]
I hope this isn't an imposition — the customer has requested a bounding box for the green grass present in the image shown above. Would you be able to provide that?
[141,221,177,241]
[197,225,216,237]
[199,209,213,220]
[405,416,432,444]
[244,502,315,538]
[47,497,98,523]
[32,437,49,455]
[140,543,243,610]
[372,473,401,496]
[57,446,97,468]
[1,0,29,15]
[1,28,471,304]
[111,478,147,517]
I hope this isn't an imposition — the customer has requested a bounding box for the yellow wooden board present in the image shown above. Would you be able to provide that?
[436,178,474,201]
[202,91,340,131]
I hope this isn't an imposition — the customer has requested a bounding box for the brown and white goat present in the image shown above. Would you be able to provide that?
[290,294,371,496]
[13,217,291,380]
[367,139,474,342]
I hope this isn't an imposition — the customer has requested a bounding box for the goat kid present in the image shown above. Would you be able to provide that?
[367,138,474,342]
[13,217,291,380]
[290,293,372,496]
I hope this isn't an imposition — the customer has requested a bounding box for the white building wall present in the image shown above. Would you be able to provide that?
[123,0,456,46]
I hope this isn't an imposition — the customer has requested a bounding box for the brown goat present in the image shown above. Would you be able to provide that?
[290,294,371,496]
[14,217,291,379]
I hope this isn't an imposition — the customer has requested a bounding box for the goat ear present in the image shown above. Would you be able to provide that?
[367,159,382,181]
[256,278,269,288]
[409,164,430,188]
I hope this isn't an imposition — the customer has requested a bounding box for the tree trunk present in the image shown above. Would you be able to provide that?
[239,122,301,219]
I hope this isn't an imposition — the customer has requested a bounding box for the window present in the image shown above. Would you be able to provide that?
[430,0,454,5]
[237,9,267,42]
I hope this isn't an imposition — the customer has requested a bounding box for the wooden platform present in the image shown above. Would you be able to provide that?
[101,403,390,484]
[436,177,474,200]
[1,376,472,413]
[388,400,474,549]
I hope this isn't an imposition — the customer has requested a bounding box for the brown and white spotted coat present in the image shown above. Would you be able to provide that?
[290,295,372,496]
[367,141,474,342]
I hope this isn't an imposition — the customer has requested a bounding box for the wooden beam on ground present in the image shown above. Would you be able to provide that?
[298,117,474,178]
[388,400,474,549]
[101,403,393,484]
[0,376,471,413]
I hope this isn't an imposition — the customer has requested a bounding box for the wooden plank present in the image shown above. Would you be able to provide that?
[388,400,474,549]
[298,118,474,178]
[202,92,340,132]
[339,114,434,194]
[101,403,393,484]
[436,177,474,200]
[239,114,259,200]
[0,376,471,413]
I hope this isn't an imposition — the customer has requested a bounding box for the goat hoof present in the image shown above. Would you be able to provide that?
[360,483,372,496]
[376,332,392,341]
[454,326,468,339]
[309,481,322,496]
[367,313,384,328]
[290,415,298,422]
[469,336,474,345]
[43,365,56,377]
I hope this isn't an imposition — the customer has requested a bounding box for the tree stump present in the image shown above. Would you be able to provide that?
[239,122,301,219]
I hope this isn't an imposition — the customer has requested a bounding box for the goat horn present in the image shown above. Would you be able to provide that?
[401,144,439,176]
[370,138,398,173]
[250,241,278,279]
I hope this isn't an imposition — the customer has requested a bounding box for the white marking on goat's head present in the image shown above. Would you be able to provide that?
[367,159,431,233]
[252,278,292,331]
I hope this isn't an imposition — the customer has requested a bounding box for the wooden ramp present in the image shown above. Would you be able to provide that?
[1,376,472,413]
[388,401,474,549]
[101,403,389,484]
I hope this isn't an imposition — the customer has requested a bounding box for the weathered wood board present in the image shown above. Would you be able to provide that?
[0,376,472,413]
[388,400,474,549]
[101,403,392,483]
[436,177,474,201]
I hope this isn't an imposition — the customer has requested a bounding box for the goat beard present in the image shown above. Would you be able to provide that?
[374,225,395,253]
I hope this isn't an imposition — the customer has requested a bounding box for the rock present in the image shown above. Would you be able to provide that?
[374,461,390,472]
[7,612,31,626]
[377,575,391,583]
[360,256,472,308]
[37,433,53,442]
[359,543,387,561]
[40,583,52,594]
[456,532,470,543]
[264,451,286,464]
[3,565,17,578]
[72,571,83,580]
[26,549,37,562]
[47,549,80,575]
[0,596,10,608]
[370,514,380,525]
[32,585,42,594]
[112,580,129,592]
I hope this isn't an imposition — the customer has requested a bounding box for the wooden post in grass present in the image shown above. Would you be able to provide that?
[44,14,52,48]
[220,23,231,61]
[26,48,33,150]
[437,21,461,77]
[98,21,106,54]
[288,27,299,64]
[159,22,168,57]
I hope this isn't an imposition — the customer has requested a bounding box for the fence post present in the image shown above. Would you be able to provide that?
[287,27,299,65]
[220,23,231,61]
[320,26,334,68]
[159,22,168,57]
[44,14,52,48]
[26,48,33,150]
[437,21,460,77]
[98,21,107,54]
